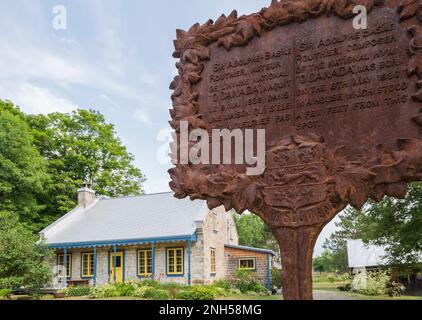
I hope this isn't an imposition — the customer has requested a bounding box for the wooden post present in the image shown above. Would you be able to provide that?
[188,240,191,286]
[63,248,68,288]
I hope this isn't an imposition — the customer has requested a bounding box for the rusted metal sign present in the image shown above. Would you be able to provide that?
[169,0,422,299]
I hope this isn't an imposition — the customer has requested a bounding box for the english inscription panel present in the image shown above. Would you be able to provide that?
[196,7,418,157]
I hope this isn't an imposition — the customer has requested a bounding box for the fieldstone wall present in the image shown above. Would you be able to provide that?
[199,207,240,284]
[225,247,271,287]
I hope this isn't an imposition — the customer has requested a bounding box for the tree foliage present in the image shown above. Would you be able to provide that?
[0,211,51,292]
[0,101,49,229]
[358,183,422,265]
[27,108,146,228]
[233,212,280,260]
[322,207,364,273]
[325,184,422,267]
[313,250,348,273]
[1,100,146,230]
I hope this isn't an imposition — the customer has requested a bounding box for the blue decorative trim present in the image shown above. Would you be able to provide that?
[63,249,68,287]
[123,249,126,282]
[266,254,271,290]
[93,247,97,287]
[47,234,197,249]
[107,249,110,283]
[152,242,155,280]
[188,241,191,286]
[225,244,276,256]
[165,246,185,277]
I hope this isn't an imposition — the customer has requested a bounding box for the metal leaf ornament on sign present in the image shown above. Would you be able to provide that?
[168,0,422,300]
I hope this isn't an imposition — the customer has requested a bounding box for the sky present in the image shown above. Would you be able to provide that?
[0,0,339,256]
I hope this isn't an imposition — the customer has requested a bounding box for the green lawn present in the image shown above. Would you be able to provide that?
[313,281,349,291]
[4,292,422,301]
[4,281,422,301]
[312,281,422,300]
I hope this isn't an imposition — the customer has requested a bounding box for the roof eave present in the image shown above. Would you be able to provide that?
[47,232,198,249]
[225,244,276,256]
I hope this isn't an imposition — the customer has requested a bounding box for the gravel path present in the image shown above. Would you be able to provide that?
[313,290,357,300]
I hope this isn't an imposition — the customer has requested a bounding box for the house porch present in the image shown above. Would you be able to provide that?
[49,234,198,288]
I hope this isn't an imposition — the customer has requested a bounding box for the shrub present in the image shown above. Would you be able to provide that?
[352,270,390,296]
[0,212,52,295]
[212,286,229,297]
[177,286,218,300]
[158,282,186,290]
[134,286,150,298]
[114,282,136,297]
[60,286,91,297]
[313,273,350,283]
[89,284,121,299]
[88,282,138,298]
[338,283,352,292]
[0,289,13,299]
[271,269,281,288]
[214,280,232,290]
[228,288,242,296]
[144,288,172,300]
[139,279,159,287]
[234,270,268,294]
[249,282,268,294]
[386,281,406,297]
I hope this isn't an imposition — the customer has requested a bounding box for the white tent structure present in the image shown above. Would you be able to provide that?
[347,239,388,270]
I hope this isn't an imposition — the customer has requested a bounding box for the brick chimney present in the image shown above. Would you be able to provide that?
[77,183,97,207]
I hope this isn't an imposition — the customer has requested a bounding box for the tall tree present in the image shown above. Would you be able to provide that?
[323,207,365,273]
[27,109,146,227]
[313,250,337,273]
[359,183,422,265]
[234,212,280,261]
[0,101,49,230]
[326,184,422,268]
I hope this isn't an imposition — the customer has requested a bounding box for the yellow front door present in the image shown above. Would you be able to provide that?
[110,251,123,283]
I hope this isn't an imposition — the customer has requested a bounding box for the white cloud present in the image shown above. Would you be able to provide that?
[0,38,151,105]
[0,82,77,114]
[133,108,151,125]
[0,40,88,86]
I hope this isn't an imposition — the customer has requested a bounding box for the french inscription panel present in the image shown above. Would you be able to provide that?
[196,7,418,158]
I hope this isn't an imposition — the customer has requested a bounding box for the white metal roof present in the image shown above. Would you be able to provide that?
[41,192,209,246]
[347,239,388,268]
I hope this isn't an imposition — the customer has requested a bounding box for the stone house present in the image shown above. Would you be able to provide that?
[40,187,274,288]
